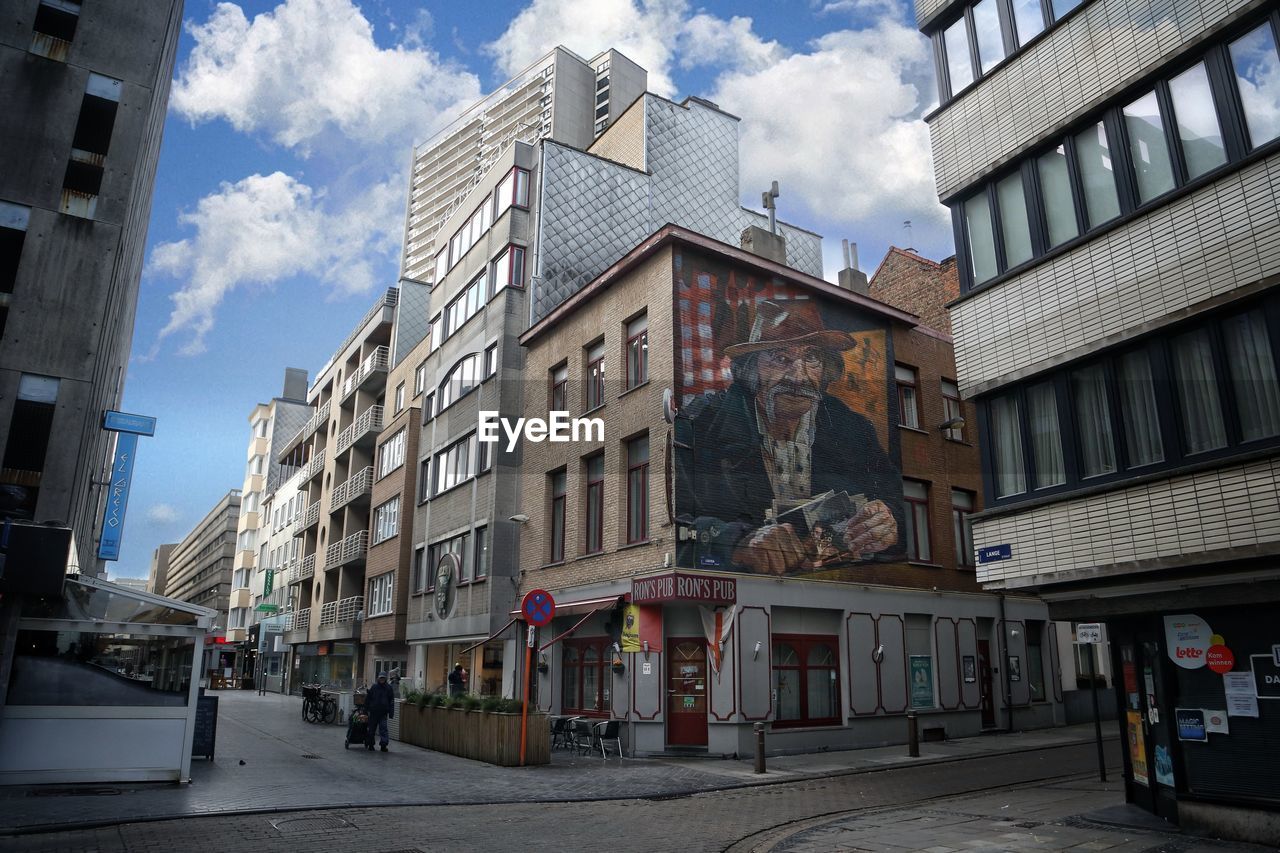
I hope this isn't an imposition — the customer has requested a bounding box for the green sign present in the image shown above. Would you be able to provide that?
[254,603,280,613]
[909,655,934,709]
[263,569,274,597]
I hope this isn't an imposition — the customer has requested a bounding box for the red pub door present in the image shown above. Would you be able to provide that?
[667,639,708,747]
[977,639,996,729]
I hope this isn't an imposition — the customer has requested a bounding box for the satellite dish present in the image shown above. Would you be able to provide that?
[662,387,678,424]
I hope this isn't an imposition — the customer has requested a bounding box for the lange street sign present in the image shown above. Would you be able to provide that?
[103,410,157,436]
[977,544,1012,563]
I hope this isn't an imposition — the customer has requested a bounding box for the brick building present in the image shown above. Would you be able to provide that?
[511,225,1059,756]
[868,247,959,335]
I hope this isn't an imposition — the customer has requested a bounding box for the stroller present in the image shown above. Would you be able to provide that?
[344,689,369,749]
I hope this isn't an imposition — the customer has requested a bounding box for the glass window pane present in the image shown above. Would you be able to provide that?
[1075,122,1121,226]
[972,0,1005,74]
[1172,328,1227,453]
[1123,91,1176,203]
[806,666,838,719]
[1168,63,1227,179]
[1037,144,1079,247]
[1050,0,1080,21]
[773,664,800,721]
[1010,0,1044,45]
[990,394,1026,497]
[1026,382,1065,488]
[1117,350,1164,467]
[1071,364,1117,478]
[1230,23,1280,149]
[964,192,997,284]
[944,17,974,95]
[996,172,1033,268]
[10,630,195,705]
[1222,310,1280,441]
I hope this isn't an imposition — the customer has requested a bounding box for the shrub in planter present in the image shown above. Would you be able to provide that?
[461,694,482,711]
[480,696,503,712]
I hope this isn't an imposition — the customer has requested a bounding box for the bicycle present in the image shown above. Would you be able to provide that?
[301,684,338,724]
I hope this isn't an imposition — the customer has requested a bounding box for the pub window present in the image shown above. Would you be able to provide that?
[562,639,610,715]
[771,634,840,727]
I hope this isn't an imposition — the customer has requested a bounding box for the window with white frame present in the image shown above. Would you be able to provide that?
[394,382,405,414]
[373,496,400,544]
[903,479,931,562]
[378,429,406,479]
[485,343,498,378]
[414,361,427,397]
[941,379,963,440]
[433,433,478,495]
[367,572,394,617]
[437,353,480,413]
[625,313,648,389]
[896,364,919,428]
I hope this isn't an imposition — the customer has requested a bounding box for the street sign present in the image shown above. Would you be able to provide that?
[103,410,157,436]
[1076,623,1103,644]
[98,432,138,561]
[977,544,1012,563]
[522,589,555,627]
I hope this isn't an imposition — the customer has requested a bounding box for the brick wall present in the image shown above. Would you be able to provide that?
[868,247,958,335]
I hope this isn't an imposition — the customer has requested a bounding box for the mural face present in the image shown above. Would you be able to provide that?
[673,250,904,577]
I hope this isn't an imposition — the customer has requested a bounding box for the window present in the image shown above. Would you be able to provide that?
[474,526,489,580]
[626,435,649,543]
[1117,349,1164,467]
[585,454,604,554]
[394,382,405,414]
[445,274,485,339]
[477,435,492,473]
[373,497,400,544]
[368,572,394,616]
[771,635,840,727]
[1009,0,1044,45]
[1172,327,1227,453]
[423,392,435,422]
[1168,63,1228,179]
[996,172,1033,268]
[549,470,567,563]
[1222,310,1280,441]
[936,0,1084,102]
[896,364,920,428]
[62,73,121,217]
[943,17,974,95]
[585,340,605,410]
[1122,91,1176,203]
[941,379,964,440]
[414,362,427,397]
[952,489,975,567]
[562,639,610,715]
[1075,121,1121,227]
[427,533,469,592]
[1026,621,1046,701]
[412,545,426,591]
[1027,382,1065,487]
[494,167,531,220]
[550,363,568,412]
[31,0,81,59]
[625,314,648,389]
[990,394,1026,497]
[418,458,431,502]
[429,314,442,353]
[1037,144,1079,247]
[377,429,406,479]
[433,433,478,495]
[0,201,31,296]
[485,344,497,378]
[491,245,525,294]
[434,247,449,284]
[963,191,997,284]
[1230,22,1280,149]
[1071,364,1117,478]
[971,0,1004,74]
[903,479,931,562]
[250,454,264,476]
[437,353,480,412]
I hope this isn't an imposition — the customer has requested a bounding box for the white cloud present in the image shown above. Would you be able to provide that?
[679,14,784,71]
[172,0,481,153]
[483,0,688,97]
[708,20,948,239]
[146,503,180,524]
[147,172,404,355]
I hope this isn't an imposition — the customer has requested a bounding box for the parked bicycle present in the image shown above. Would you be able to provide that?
[301,683,338,724]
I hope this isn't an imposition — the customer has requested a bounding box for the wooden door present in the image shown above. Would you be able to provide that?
[977,639,996,728]
[666,638,708,747]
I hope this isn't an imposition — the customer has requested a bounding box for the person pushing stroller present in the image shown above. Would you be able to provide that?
[364,671,395,752]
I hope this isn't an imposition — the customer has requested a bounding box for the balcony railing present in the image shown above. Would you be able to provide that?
[335,405,383,457]
[288,554,315,585]
[294,502,320,537]
[330,466,373,512]
[340,345,390,401]
[319,595,363,628]
[276,400,331,464]
[302,452,325,483]
[311,289,398,396]
[284,608,310,632]
[324,530,369,569]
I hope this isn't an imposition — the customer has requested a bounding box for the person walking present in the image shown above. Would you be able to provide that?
[448,663,467,697]
[364,671,395,752]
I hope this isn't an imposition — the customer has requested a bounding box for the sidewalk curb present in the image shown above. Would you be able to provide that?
[0,733,1117,837]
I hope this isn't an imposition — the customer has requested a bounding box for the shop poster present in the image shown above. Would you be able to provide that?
[1164,614,1211,669]
[1127,710,1149,786]
[1154,744,1175,787]
[910,655,934,709]
[1175,708,1207,741]
[1224,672,1260,717]
[1204,709,1229,734]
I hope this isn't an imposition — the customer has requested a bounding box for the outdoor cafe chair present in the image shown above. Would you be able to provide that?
[594,719,623,759]
[550,715,574,749]
[571,717,596,755]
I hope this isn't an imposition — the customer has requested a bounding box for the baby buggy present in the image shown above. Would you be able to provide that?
[344,708,369,749]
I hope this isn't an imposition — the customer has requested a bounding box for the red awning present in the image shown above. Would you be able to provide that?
[459,617,518,656]
[507,593,625,619]
[539,607,606,652]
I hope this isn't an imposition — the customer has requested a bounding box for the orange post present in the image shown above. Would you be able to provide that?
[519,622,532,766]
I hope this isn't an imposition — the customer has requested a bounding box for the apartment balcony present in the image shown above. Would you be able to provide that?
[294,502,320,537]
[319,595,363,628]
[330,466,373,513]
[325,530,369,570]
[340,346,390,403]
[302,452,325,484]
[283,607,311,645]
[307,400,331,438]
[295,554,316,584]
[334,406,383,457]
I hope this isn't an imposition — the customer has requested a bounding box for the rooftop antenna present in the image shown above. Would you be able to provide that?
[903,219,914,251]
[762,181,780,235]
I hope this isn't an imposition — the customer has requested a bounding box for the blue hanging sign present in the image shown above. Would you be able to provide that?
[103,410,157,436]
[977,544,1012,563]
[98,432,138,560]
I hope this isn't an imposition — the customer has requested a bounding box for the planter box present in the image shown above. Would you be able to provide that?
[399,704,549,766]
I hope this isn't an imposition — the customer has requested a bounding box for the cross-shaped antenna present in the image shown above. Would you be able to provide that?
[761,181,780,235]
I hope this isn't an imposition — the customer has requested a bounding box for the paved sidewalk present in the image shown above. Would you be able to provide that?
[733,776,1277,852]
[0,689,1119,834]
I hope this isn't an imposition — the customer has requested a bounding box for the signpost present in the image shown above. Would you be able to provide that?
[1076,622,1107,781]
[98,410,156,561]
[519,589,555,766]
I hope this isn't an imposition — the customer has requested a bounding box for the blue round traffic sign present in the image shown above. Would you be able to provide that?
[522,589,556,627]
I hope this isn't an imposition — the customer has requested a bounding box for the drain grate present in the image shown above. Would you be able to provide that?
[270,815,353,833]
[301,754,323,760]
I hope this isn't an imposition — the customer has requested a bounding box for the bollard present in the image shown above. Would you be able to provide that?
[907,711,919,757]
[753,722,766,773]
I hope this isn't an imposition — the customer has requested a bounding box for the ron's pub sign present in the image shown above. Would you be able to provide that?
[631,571,737,604]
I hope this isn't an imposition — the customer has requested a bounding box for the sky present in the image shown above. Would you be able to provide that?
[110,0,953,580]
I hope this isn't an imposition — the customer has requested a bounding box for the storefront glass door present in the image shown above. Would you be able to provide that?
[667,639,708,747]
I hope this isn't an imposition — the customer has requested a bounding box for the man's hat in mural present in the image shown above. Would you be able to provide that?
[724,300,856,357]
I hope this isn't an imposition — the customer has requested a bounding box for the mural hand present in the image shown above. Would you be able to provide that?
[843,500,897,555]
[733,522,806,574]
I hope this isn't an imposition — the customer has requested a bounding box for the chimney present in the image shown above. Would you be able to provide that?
[837,239,869,295]
[740,225,787,265]
[282,367,308,401]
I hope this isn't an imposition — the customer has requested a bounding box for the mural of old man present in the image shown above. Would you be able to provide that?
[674,272,903,576]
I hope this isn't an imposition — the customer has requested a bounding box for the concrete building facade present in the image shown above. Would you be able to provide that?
[919,0,1280,839]
[146,542,175,597]
[0,0,182,575]
[163,489,240,680]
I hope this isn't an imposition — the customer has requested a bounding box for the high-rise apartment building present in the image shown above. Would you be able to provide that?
[164,489,240,679]
[920,0,1280,838]
[147,542,175,596]
[0,0,182,576]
